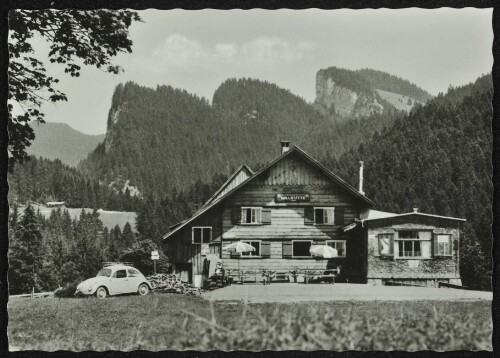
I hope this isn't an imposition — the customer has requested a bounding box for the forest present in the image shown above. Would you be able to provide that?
[7,73,493,292]
[78,78,404,199]
[356,68,433,103]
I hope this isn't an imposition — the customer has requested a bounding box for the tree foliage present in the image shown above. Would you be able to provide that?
[8,204,44,293]
[119,239,170,276]
[8,9,141,166]
[356,68,433,103]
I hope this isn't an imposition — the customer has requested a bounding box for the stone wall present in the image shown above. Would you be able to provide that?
[366,221,461,285]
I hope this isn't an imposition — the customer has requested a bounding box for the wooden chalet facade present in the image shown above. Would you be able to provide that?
[163,142,464,287]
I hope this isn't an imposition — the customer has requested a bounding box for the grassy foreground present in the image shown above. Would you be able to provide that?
[8,294,492,351]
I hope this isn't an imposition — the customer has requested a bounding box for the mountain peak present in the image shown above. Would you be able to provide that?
[314,67,433,119]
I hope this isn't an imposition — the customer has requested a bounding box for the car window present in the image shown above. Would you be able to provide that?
[113,269,127,279]
[128,269,140,277]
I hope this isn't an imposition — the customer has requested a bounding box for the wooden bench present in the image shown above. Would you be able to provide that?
[240,271,263,284]
[227,270,265,284]
[302,268,340,284]
[272,271,291,283]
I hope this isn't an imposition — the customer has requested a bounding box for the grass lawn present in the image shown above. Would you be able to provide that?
[8,293,492,351]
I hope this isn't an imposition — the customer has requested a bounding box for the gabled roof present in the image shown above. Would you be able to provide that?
[202,165,253,208]
[291,146,374,206]
[360,209,398,221]
[163,145,374,240]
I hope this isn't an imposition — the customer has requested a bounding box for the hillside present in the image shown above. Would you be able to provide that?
[8,156,140,211]
[26,122,105,167]
[78,79,401,199]
[327,74,493,290]
[314,67,432,118]
[356,68,433,103]
[375,89,422,112]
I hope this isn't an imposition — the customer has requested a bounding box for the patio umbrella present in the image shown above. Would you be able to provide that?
[310,244,338,259]
[223,241,256,254]
[222,241,256,277]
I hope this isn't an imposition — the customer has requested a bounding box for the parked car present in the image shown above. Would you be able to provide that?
[75,264,152,299]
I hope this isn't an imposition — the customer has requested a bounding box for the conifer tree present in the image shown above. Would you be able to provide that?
[8,204,44,294]
[121,222,135,249]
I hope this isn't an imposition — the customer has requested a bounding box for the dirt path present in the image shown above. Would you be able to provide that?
[203,283,493,303]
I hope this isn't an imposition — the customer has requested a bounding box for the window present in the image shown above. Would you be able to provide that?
[436,234,452,256]
[378,233,394,256]
[292,240,312,257]
[127,269,140,277]
[314,207,335,225]
[396,231,432,258]
[192,227,212,244]
[113,269,127,278]
[327,240,346,257]
[241,207,262,224]
[241,241,261,257]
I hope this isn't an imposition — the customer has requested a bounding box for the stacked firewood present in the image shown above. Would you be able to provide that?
[146,273,203,295]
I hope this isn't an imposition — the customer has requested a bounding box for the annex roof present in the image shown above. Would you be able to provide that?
[163,145,374,240]
[360,209,466,223]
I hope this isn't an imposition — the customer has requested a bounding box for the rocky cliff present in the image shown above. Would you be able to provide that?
[314,67,384,119]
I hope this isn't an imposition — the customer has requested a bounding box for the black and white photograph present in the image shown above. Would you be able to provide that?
[4,4,495,352]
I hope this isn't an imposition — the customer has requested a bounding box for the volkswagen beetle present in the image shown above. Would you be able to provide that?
[75,264,152,299]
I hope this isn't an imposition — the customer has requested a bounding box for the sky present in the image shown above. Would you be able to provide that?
[26,8,493,135]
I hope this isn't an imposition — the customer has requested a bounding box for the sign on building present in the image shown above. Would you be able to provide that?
[276,193,310,202]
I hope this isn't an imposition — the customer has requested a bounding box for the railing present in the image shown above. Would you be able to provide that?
[102,262,134,267]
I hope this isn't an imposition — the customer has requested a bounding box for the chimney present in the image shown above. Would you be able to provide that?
[280,140,290,154]
[359,161,365,195]
[413,207,418,213]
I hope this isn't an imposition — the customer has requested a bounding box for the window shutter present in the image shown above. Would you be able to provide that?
[212,227,222,241]
[262,209,272,225]
[261,242,271,258]
[282,241,293,258]
[304,207,314,225]
[378,234,395,256]
[433,234,439,256]
[231,207,241,224]
[335,208,345,225]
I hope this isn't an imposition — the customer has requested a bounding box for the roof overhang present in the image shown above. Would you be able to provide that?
[362,212,466,223]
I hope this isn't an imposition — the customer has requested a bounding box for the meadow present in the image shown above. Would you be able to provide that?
[8,294,492,351]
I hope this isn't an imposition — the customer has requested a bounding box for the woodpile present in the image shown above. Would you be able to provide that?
[147,274,203,295]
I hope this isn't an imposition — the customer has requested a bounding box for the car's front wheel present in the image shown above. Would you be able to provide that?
[95,286,107,299]
[138,283,150,296]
